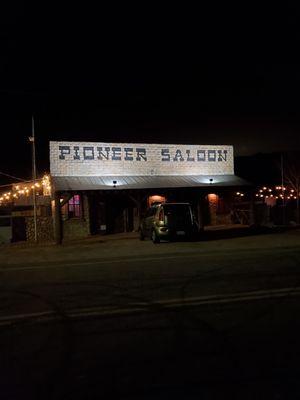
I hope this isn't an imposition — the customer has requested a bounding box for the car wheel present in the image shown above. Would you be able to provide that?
[151,229,160,244]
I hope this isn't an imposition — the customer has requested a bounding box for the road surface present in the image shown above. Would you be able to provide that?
[1,231,300,399]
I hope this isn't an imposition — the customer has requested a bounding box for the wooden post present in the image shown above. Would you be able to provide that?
[249,189,255,226]
[128,191,143,229]
[54,191,62,245]
[197,193,204,231]
[123,208,128,232]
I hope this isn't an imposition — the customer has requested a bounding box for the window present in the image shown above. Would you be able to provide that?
[68,195,81,218]
[61,195,82,220]
[163,204,192,224]
[146,207,157,217]
[158,208,164,222]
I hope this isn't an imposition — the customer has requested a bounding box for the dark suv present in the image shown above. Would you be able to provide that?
[139,202,198,243]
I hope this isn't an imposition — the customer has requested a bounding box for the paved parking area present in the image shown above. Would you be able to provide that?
[0,227,299,268]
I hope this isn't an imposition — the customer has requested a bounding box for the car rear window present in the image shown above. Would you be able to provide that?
[163,204,192,222]
[146,207,157,217]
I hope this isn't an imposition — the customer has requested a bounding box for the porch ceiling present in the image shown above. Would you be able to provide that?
[52,175,251,191]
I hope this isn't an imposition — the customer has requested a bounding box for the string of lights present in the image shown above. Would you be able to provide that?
[0,179,33,189]
[0,183,23,188]
[0,174,51,205]
[234,186,299,201]
[255,186,299,200]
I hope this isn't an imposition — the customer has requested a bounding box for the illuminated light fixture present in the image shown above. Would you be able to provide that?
[240,193,244,197]
[208,193,218,202]
[263,187,267,190]
[35,183,40,187]
[268,189,272,192]
[255,194,259,197]
[283,187,286,191]
[291,189,295,193]
[259,189,263,193]
[260,195,263,198]
[236,192,240,195]
[270,194,273,197]
[31,185,35,189]
[276,196,279,199]
[266,196,269,198]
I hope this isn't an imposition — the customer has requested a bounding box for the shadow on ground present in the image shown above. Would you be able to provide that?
[199,225,290,242]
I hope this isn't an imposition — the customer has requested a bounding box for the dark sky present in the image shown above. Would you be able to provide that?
[1,3,300,180]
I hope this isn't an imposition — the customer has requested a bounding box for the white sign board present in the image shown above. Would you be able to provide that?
[50,142,234,177]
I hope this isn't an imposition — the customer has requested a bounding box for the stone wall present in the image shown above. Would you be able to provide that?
[207,193,218,225]
[26,216,54,242]
[216,214,232,225]
[62,194,90,240]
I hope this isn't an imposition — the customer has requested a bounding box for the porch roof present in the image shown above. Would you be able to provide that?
[52,174,251,191]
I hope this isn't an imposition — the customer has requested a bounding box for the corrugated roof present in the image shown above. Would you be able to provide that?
[52,175,250,191]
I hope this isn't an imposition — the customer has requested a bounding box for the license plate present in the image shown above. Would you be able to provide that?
[176,231,185,235]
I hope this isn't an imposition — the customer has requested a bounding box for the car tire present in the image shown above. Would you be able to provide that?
[151,229,160,244]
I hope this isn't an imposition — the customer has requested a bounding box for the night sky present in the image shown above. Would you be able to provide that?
[1,3,300,182]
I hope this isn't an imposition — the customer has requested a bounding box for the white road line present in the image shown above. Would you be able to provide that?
[1,286,299,326]
[162,286,300,304]
[0,310,54,323]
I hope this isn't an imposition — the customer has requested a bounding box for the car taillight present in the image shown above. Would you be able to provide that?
[158,210,164,222]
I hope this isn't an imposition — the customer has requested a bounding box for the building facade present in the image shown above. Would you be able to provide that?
[50,141,250,244]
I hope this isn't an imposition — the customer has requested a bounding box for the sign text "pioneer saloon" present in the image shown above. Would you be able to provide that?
[58,146,228,162]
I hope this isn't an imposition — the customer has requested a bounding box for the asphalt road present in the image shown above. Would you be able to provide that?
[1,233,300,399]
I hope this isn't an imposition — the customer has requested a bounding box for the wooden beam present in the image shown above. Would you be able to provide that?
[54,191,62,245]
[197,190,204,231]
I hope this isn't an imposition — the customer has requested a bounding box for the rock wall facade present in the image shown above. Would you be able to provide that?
[26,216,54,242]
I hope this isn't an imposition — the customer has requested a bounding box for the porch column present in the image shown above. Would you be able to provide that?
[128,192,143,230]
[54,191,62,245]
[197,192,204,231]
[249,189,255,226]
